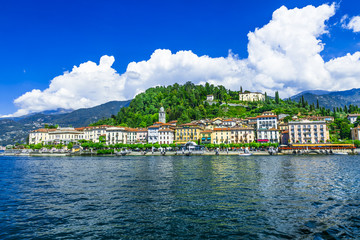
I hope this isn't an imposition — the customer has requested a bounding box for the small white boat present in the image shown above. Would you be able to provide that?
[333,152,348,155]
[239,153,252,156]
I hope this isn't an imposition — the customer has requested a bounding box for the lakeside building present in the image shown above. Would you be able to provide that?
[175,123,201,144]
[280,130,289,145]
[351,126,360,141]
[347,114,360,124]
[29,128,57,144]
[148,125,161,144]
[158,128,175,144]
[230,127,255,143]
[288,120,329,144]
[136,128,148,143]
[257,129,280,143]
[239,92,265,102]
[256,113,279,143]
[106,127,127,145]
[47,127,84,145]
[200,130,213,144]
[126,128,138,144]
[84,125,110,143]
[213,128,231,144]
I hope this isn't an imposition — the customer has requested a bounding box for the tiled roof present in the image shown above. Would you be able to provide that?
[256,115,277,118]
[159,129,174,132]
[200,130,213,133]
[213,128,231,131]
[148,125,160,129]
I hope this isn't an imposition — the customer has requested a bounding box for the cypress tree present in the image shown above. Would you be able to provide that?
[301,96,305,107]
[275,91,280,104]
[344,105,348,113]
[316,99,320,109]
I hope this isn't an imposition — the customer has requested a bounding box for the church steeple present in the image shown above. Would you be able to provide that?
[159,107,166,123]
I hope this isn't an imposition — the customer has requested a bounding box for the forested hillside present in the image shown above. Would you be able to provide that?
[92,82,337,128]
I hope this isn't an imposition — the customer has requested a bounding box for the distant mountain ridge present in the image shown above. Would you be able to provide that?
[290,88,360,109]
[0,100,131,145]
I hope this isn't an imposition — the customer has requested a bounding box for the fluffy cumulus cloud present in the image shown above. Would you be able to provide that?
[6,3,360,117]
[342,15,360,32]
[9,56,126,117]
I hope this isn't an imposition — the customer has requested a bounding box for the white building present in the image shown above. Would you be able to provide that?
[257,129,280,143]
[256,114,279,143]
[106,127,127,145]
[126,128,138,144]
[29,128,56,144]
[148,125,160,144]
[222,119,236,127]
[206,95,214,101]
[347,114,360,124]
[158,128,175,144]
[136,128,148,143]
[257,114,278,130]
[48,127,84,144]
[230,127,255,143]
[239,92,265,102]
[84,125,110,143]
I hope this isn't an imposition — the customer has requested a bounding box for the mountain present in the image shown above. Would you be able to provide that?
[290,88,360,109]
[0,100,131,145]
[290,90,330,99]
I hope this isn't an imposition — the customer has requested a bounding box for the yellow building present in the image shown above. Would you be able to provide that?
[213,128,232,144]
[175,123,202,144]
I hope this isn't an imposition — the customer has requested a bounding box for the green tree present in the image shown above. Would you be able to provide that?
[275,91,280,104]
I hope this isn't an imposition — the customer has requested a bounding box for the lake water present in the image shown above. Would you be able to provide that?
[1,155,360,239]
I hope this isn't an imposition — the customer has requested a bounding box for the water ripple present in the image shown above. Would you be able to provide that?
[0,155,360,239]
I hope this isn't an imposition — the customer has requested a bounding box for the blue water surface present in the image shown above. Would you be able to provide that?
[0,155,360,239]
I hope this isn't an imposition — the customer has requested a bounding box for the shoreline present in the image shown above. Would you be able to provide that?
[1,150,357,157]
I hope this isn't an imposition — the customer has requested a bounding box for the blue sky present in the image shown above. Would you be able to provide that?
[0,0,359,116]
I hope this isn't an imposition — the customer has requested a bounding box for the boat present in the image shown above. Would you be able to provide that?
[333,152,348,155]
[239,147,252,156]
[239,153,252,156]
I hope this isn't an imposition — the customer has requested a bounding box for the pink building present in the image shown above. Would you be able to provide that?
[289,120,329,144]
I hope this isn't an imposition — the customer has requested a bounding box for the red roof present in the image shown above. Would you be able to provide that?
[159,129,174,132]
[200,130,213,133]
[213,128,231,131]
[256,115,277,118]
[148,125,160,129]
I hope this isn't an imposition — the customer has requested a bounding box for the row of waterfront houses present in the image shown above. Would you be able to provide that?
[30,107,360,146]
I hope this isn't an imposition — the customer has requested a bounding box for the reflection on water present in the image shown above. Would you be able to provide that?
[0,155,360,239]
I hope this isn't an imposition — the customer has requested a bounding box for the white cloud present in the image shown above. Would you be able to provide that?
[5,3,360,117]
[342,15,360,32]
[7,55,127,117]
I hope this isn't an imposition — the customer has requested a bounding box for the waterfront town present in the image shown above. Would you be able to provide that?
[23,92,360,154]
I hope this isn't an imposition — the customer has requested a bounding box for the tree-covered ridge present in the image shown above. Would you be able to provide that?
[92,82,359,128]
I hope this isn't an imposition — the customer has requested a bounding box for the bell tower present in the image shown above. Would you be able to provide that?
[159,107,166,123]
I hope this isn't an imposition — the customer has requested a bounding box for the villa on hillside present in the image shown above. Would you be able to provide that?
[239,92,265,102]
[347,114,360,124]
[206,94,214,101]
